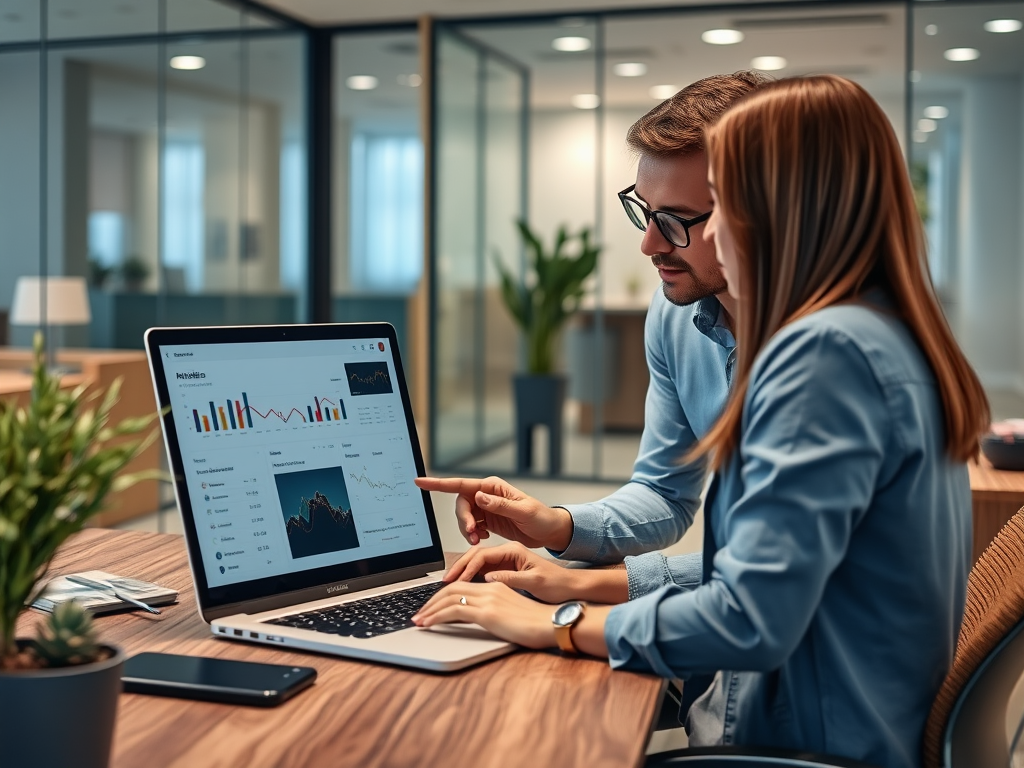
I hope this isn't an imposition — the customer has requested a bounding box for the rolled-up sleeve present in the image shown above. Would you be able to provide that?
[604,325,889,678]
[625,551,703,599]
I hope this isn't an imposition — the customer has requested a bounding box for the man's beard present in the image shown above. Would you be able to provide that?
[656,258,728,307]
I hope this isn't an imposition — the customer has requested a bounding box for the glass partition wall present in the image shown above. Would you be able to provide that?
[2,1,1019,481]
[332,28,422,356]
[910,0,1024,420]
[430,4,908,480]
[430,26,528,468]
[0,1,307,352]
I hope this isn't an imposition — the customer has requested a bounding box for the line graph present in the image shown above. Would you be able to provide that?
[345,362,393,396]
[347,463,411,503]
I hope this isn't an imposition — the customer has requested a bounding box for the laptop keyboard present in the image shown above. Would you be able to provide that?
[263,581,446,640]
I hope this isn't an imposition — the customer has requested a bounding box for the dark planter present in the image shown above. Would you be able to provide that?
[0,643,124,768]
[513,373,566,476]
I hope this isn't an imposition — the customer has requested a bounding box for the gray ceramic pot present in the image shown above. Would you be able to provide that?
[513,373,566,475]
[0,643,124,768]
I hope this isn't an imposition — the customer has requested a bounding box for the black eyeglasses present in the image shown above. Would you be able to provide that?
[618,184,711,249]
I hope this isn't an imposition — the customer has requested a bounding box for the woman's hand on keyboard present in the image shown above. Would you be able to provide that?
[443,542,628,605]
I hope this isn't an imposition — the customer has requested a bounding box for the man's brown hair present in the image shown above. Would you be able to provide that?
[626,71,772,156]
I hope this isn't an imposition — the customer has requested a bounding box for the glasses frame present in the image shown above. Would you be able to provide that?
[617,184,711,249]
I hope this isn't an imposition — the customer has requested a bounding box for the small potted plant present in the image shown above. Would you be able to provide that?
[88,256,115,289]
[120,255,150,291]
[494,221,600,475]
[0,333,158,768]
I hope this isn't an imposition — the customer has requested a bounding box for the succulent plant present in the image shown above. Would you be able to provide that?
[0,332,161,669]
[31,601,102,668]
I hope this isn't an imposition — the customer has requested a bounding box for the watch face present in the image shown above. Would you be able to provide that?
[554,602,583,627]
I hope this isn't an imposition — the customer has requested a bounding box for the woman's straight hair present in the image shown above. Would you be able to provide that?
[695,75,989,469]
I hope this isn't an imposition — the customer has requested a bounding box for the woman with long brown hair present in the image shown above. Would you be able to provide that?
[413,75,989,767]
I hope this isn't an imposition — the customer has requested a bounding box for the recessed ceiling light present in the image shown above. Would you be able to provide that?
[612,62,647,77]
[701,28,744,45]
[913,131,928,143]
[923,105,949,119]
[397,74,422,87]
[649,84,677,100]
[170,56,205,70]
[917,118,938,133]
[553,36,591,52]
[944,47,980,62]
[984,19,1023,33]
[346,75,378,91]
[925,24,939,35]
[571,93,600,110]
[751,55,787,71]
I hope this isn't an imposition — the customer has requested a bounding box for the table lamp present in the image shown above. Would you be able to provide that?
[10,276,92,371]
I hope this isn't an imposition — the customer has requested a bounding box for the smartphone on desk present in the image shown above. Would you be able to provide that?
[122,652,317,707]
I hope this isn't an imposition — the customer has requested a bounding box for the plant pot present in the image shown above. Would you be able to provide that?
[0,643,124,768]
[513,374,566,476]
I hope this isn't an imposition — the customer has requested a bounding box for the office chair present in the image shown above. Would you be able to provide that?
[645,747,880,767]
[923,506,1024,768]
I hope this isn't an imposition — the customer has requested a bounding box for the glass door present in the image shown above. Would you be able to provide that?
[430,25,527,468]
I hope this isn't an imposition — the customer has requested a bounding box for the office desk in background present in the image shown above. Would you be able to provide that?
[0,348,161,527]
[969,456,1024,562]
[16,530,664,768]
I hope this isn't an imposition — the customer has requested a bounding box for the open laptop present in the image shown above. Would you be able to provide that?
[145,323,515,672]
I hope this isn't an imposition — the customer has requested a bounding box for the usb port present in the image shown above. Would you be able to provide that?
[249,632,258,639]
[233,629,243,637]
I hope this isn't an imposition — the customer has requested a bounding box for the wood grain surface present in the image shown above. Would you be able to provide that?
[969,458,1024,563]
[16,529,664,768]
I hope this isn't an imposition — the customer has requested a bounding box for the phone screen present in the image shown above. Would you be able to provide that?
[123,652,316,706]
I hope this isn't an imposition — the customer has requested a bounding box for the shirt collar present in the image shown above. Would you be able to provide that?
[692,295,736,350]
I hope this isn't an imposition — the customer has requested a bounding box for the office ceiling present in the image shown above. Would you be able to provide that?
[259,0,741,26]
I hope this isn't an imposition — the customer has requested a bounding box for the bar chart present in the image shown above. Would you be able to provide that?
[190,392,348,433]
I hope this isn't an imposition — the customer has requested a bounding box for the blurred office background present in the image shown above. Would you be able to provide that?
[1,0,1021,485]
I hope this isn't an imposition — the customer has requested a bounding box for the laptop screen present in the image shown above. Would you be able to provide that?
[146,324,443,618]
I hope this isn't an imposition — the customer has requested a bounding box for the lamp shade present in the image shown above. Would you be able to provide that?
[11,277,91,326]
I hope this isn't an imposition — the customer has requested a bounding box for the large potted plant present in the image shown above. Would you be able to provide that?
[495,221,600,475]
[0,333,158,768]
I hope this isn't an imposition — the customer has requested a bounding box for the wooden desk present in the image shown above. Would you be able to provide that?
[970,456,1024,562]
[0,348,161,526]
[17,530,664,768]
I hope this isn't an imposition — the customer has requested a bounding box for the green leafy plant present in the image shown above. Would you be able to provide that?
[0,333,160,670]
[87,257,115,289]
[494,221,601,374]
[120,255,150,288]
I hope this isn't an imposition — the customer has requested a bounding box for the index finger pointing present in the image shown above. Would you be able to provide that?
[414,477,486,495]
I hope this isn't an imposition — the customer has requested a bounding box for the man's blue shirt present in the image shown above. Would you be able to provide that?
[557,288,734,594]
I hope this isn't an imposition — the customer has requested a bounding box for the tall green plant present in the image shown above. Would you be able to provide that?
[494,221,601,374]
[0,333,160,665]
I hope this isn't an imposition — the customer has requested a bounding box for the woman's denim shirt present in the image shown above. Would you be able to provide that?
[604,302,971,768]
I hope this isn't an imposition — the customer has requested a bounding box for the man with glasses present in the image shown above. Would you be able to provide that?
[416,72,768,605]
